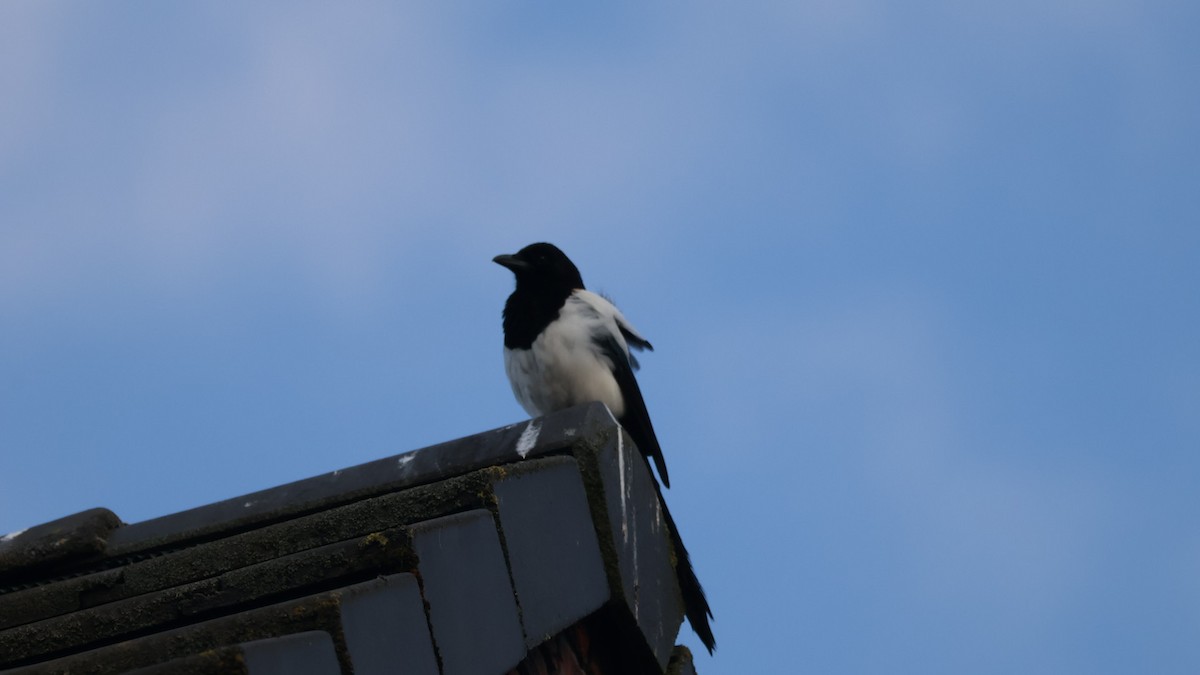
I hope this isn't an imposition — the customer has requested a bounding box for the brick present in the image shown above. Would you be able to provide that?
[665,645,697,675]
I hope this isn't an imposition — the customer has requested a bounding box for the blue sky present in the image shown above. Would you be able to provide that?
[2,2,1197,673]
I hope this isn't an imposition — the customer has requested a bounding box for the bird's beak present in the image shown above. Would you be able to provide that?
[493,254,529,273]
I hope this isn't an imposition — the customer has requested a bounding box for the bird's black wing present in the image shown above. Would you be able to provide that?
[618,326,652,370]
[601,293,652,370]
[620,326,653,352]
[595,332,671,489]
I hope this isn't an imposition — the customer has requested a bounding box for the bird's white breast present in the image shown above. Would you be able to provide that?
[503,291,629,418]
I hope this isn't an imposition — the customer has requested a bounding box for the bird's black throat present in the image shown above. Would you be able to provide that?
[501,282,573,350]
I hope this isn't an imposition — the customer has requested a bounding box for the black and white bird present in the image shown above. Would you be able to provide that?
[494,242,715,654]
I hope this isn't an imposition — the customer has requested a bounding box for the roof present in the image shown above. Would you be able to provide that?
[0,403,698,675]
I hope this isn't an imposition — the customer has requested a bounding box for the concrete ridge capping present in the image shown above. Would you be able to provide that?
[0,402,613,578]
[0,402,693,674]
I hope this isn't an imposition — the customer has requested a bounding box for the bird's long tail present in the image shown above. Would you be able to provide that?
[651,477,716,654]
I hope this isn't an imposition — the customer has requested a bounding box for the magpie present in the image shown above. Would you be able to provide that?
[494,242,715,654]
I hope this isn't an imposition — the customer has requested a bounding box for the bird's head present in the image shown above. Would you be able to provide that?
[493,242,585,292]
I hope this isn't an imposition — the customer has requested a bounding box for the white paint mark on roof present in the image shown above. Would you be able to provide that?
[618,432,628,543]
[599,403,619,425]
[516,420,541,458]
[396,453,415,469]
